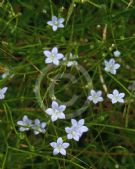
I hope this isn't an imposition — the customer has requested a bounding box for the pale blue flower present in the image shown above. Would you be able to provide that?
[17,115,32,132]
[32,119,46,135]
[88,90,103,104]
[0,87,8,100]
[1,69,14,79]
[113,50,121,57]
[50,137,70,155]
[43,47,64,66]
[65,119,88,141]
[104,58,120,75]
[47,16,64,31]
[45,101,66,122]
[107,89,125,104]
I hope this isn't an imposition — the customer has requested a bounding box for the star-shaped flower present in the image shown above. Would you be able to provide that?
[0,87,8,100]
[32,119,46,135]
[45,101,66,122]
[104,58,120,75]
[50,137,70,156]
[17,115,32,132]
[47,16,64,31]
[87,90,103,104]
[107,89,125,104]
[43,47,64,66]
[113,50,121,57]
[65,119,88,141]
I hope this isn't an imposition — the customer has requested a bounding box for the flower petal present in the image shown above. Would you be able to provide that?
[52,25,58,31]
[53,148,59,155]
[46,108,53,115]
[52,101,58,109]
[45,58,52,64]
[51,115,58,122]
[58,112,65,119]
[57,137,63,144]
[114,64,120,69]
[56,54,64,59]
[52,16,57,22]
[58,23,64,28]
[62,143,69,148]
[35,119,40,125]
[97,91,102,96]
[90,90,95,96]
[80,126,88,133]
[65,127,71,133]
[53,58,59,65]
[119,93,125,98]
[58,18,64,23]
[17,121,24,126]
[41,122,46,128]
[47,21,53,26]
[59,105,66,112]
[107,94,113,99]
[50,142,57,148]
[1,87,8,94]
[74,135,80,141]
[78,119,84,126]
[113,90,119,95]
[52,47,58,54]
[60,148,66,156]
[43,50,51,57]
[71,119,77,126]
[118,98,124,103]
[67,133,73,139]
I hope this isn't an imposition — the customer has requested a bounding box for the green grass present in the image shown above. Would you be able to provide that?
[0,0,135,168]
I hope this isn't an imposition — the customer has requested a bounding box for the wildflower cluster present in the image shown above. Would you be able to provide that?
[88,89,125,104]
[104,50,121,75]
[17,101,88,156]
[45,101,88,155]
[17,115,46,135]
[2,15,127,157]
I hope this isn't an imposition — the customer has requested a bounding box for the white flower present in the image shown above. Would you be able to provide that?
[50,137,69,156]
[1,70,14,79]
[32,119,46,135]
[67,61,78,67]
[47,16,64,31]
[104,58,120,75]
[63,53,78,67]
[107,89,125,104]
[17,115,32,132]
[2,71,9,79]
[113,50,121,57]
[45,101,66,122]
[0,87,8,100]
[87,90,103,104]
[43,47,64,66]
[65,119,88,141]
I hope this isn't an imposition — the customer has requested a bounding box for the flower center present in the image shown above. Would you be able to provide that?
[114,95,119,101]
[72,131,76,136]
[57,145,62,151]
[54,21,59,26]
[51,54,56,60]
[54,109,60,116]
[93,95,98,100]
